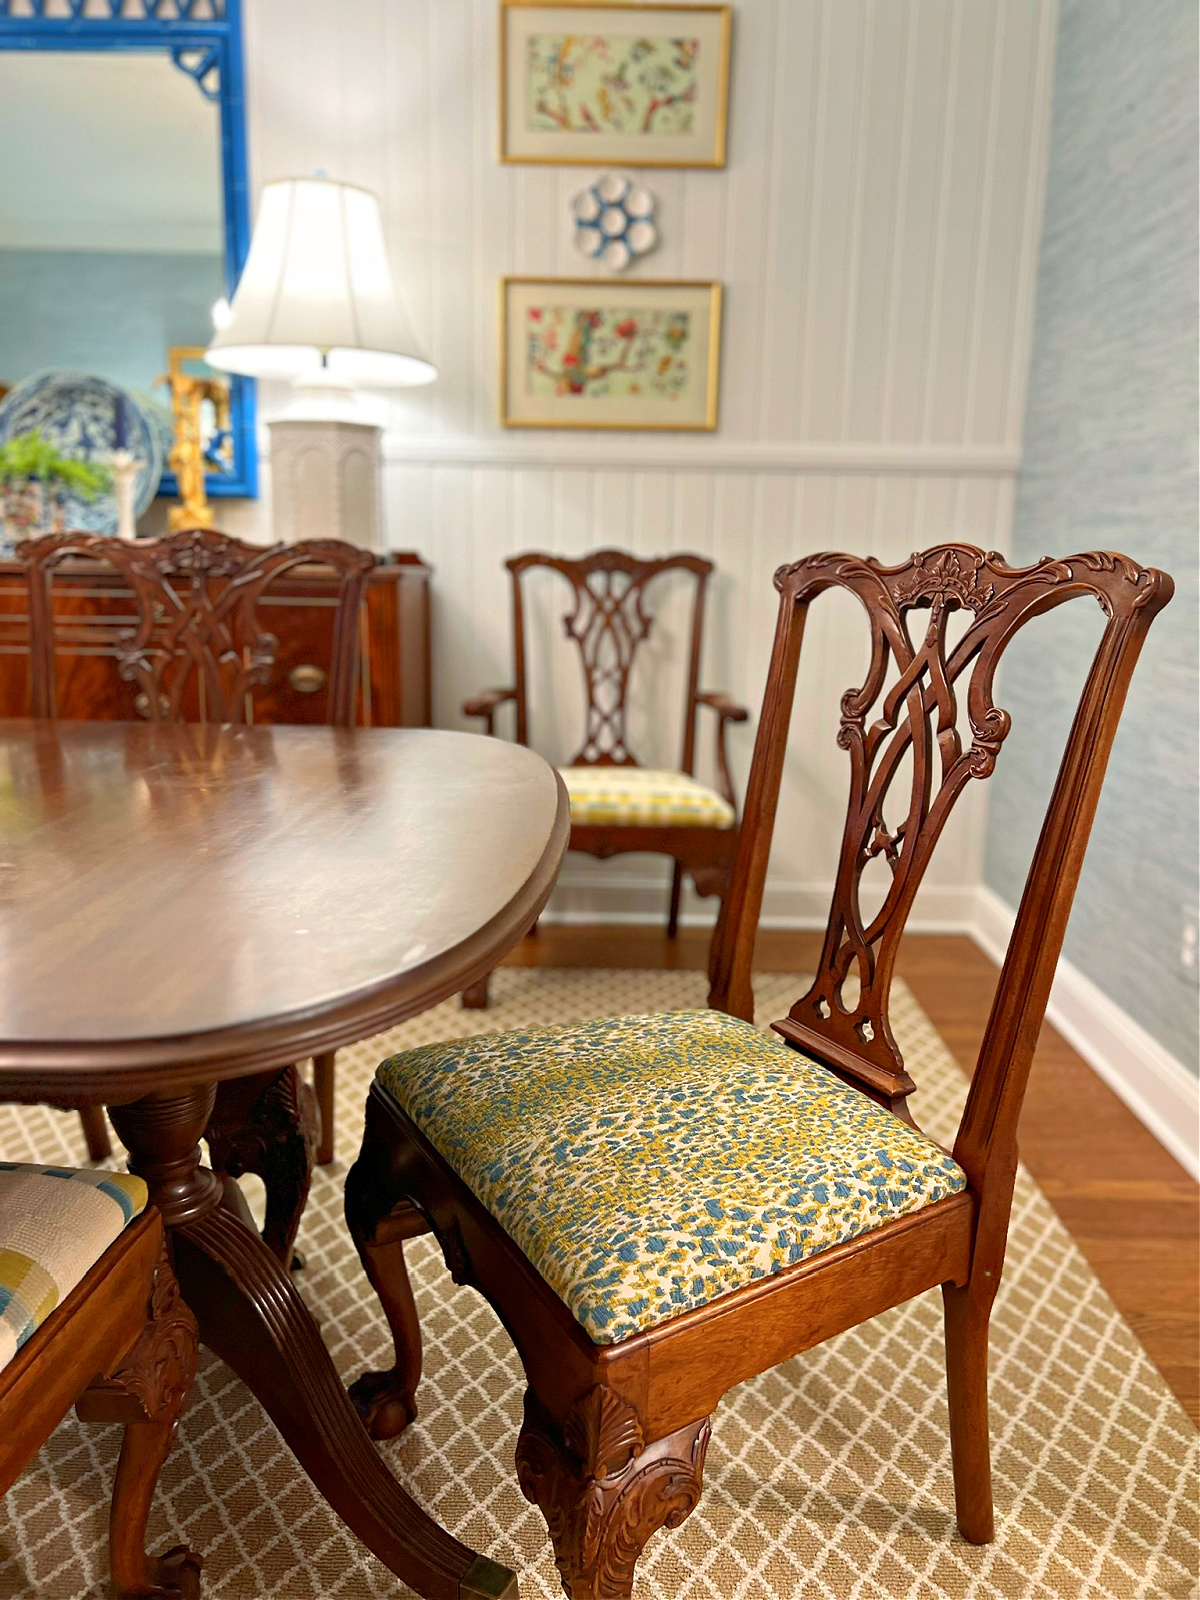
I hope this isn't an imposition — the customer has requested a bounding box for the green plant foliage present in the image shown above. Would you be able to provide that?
[0,431,113,502]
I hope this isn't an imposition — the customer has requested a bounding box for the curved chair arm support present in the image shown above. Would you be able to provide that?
[462,687,517,738]
[695,690,751,810]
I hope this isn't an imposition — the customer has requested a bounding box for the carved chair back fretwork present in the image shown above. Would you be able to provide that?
[711,545,1174,1137]
[508,549,712,770]
[23,529,375,728]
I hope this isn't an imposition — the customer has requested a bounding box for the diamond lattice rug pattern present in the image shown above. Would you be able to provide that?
[0,969,1196,1600]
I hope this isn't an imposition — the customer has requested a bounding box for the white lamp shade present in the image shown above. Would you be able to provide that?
[206,177,436,387]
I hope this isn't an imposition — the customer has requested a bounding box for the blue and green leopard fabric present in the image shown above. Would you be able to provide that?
[376,1008,966,1345]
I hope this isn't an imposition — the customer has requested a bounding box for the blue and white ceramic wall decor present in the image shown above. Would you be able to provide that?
[573,174,658,271]
[0,371,164,535]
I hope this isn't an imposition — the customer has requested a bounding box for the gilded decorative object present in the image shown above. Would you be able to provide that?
[156,347,233,533]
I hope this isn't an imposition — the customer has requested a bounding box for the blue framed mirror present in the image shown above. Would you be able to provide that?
[0,0,256,505]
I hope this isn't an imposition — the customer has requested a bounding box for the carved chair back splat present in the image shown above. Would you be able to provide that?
[508,548,712,770]
[23,528,375,730]
[348,541,1172,1599]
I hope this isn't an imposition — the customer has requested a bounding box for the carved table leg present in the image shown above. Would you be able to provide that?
[76,1236,203,1598]
[206,1064,318,1267]
[516,1387,710,1600]
[109,1088,518,1600]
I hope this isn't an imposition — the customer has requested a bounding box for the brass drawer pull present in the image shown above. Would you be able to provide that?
[288,664,327,694]
[135,691,171,719]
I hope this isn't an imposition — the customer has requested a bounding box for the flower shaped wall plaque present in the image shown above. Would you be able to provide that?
[573,174,658,271]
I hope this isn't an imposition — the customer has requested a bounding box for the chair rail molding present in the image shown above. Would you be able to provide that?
[373,438,1022,477]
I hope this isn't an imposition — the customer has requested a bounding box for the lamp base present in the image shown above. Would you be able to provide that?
[269,417,383,551]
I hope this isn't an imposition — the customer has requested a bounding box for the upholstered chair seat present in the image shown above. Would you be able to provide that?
[0,1162,148,1370]
[560,767,736,831]
[376,1010,967,1345]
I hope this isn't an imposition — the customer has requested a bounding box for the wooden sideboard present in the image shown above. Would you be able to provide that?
[0,550,431,728]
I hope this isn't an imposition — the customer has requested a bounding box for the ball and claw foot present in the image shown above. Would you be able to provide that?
[128,1544,203,1599]
[349,1368,418,1440]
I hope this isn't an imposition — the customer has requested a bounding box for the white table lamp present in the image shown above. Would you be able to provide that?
[206,176,435,548]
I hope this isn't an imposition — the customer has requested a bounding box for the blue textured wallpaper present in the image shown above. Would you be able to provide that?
[984,0,1199,1071]
[0,249,222,399]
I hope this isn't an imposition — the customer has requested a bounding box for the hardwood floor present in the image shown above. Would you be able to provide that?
[503,923,1200,1428]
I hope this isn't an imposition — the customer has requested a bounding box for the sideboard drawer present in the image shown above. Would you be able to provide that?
[0,551,431,728]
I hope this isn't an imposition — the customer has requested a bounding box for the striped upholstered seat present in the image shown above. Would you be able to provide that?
[0,1163,148,1371]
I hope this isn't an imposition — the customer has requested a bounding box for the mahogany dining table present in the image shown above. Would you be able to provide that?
[0,717,570,1599]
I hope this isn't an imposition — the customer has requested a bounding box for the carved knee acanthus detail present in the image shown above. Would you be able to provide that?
[516,1386,710,1600]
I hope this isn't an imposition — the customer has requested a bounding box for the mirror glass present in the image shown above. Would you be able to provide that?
[0,49,223,423]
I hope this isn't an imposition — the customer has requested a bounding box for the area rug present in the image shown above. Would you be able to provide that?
[0,970,1195,1600]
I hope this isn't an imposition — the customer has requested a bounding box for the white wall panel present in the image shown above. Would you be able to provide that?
[239,0,1057,923]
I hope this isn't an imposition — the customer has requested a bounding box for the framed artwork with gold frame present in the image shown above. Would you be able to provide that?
[500,2,732,168]
[500,277,722,430]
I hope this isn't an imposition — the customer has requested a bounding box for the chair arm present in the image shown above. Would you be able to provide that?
[694,691,750,811]
[695,691,750,723]
[462,687,516,737]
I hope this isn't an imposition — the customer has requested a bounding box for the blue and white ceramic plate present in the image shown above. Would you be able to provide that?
[0,370,164,534]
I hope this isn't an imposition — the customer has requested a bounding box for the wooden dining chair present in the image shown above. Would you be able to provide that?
[21,527,375,1251]
[461,548,749,1008]
[344,543,1171,1597]
[0,1163,200,1597]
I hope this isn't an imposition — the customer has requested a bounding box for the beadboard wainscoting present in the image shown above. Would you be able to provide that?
[234,0,1059,928]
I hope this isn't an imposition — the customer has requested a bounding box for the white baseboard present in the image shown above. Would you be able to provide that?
[541,870,1200,1179]
[542,872,980,932]
[971,885,1200,1181]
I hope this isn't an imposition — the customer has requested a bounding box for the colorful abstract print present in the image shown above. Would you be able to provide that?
[377,1009,968,1345]
[526,33,700,136]
[526,305,691,400]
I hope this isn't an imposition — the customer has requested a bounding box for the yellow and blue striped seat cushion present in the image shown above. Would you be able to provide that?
[0,1163,148,1372]
[377,1010,967,1345]
[561,767,735,829]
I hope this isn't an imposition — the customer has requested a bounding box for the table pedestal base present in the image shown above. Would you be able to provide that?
[111,1089,518,1600]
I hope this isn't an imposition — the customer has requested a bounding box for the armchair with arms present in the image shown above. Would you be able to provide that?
[461,548,750,1007]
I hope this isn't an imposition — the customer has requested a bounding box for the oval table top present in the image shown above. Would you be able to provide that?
[0,719,569,1100]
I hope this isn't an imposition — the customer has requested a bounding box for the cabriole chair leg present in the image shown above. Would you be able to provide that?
[516,1387,711,1600]
[345,1118,429,1439]
[75,1239,203,1599]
